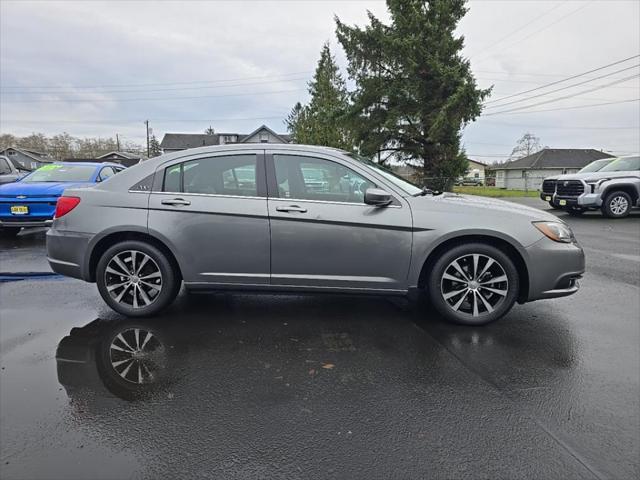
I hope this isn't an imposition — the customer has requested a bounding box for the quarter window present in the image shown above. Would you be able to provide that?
[163,154,258,197]
[273,155,375,203]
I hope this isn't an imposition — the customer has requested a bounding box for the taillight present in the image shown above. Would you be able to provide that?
[54,196,81,218]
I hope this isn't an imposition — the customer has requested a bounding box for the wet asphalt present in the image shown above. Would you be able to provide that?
[0,200,638,480]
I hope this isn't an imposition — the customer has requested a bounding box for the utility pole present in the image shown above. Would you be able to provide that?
[116,134,121,152]
[144,120,150,158]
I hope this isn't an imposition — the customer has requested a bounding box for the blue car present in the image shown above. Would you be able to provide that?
[0,162,125,236]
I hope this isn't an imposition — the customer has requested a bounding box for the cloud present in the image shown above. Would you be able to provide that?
[1,0,638,157]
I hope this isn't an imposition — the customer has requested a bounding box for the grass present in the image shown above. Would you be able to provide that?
[452,186,539,198]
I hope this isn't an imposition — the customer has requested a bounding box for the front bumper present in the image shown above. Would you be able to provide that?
[539,192,555,203]
[524,237,585,301]
[553,193,602,208]
[46,228,92,281]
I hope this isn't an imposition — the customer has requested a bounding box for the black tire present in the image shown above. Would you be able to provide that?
[0,227,21,237]
[565,206,586,216]
[426,242,519,326]
[601,191,632,218]
[96,240,180,317]
[548,201,561,210]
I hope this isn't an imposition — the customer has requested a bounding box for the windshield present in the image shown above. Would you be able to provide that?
[22,164,97,183]
[346,153,423,195]
[598,156,640,172]
[579,158,613,173]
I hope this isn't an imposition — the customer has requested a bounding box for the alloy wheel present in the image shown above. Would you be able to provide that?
[109,327,166,384]
[104,250,163,308]
[610,196,629,215]
[440,253,509,317]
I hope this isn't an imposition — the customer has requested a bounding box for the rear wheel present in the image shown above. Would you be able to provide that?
[0,227,21,237]
[426,243,519,325]
[96,241,180,317]
[601,191,632,218]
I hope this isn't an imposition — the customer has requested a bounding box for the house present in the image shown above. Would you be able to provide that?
[493,148,614,190]
[160,125,292,153]
[0,147,53,170]
[97,151,144,167]
[463,158,487,181]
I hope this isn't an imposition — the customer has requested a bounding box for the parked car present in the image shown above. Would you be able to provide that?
[47,144,585,325]
[456,177,484,186]
[539,157,615,209]
[0,162,125,236]
[552,155,640,218]
[0,155,30,185]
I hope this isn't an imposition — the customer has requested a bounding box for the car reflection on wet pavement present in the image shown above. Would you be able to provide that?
[1,207,639,479]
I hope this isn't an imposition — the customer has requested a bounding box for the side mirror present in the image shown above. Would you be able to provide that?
[364,187,392,206]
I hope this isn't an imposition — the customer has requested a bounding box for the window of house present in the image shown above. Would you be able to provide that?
[163,154,258,197]
[273,154,375,203]
[7,151,16,155]
[260,132,269,143]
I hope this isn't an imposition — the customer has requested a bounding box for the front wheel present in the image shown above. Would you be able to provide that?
[426,243,519,325]
[601,191,632,218]
[96,241,180,317]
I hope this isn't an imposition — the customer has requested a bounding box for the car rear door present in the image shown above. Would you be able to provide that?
[148,150,270,285]
[265,150,413,291]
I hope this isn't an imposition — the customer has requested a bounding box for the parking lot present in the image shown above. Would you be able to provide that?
[1,199,638,480]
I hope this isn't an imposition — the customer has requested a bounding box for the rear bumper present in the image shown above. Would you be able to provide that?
[46,229,92,281]
[0,218,53,228]
[525,237,585,301]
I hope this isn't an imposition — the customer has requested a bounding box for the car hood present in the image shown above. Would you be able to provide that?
[556,171,639,182]
[409,192,559,222]
[0,181,94,196]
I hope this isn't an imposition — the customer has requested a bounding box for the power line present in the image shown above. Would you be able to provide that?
[484,75,638,115]
[484,55,640,105]
[478,120,639,130]
[0,88,306,104]
[0,71,313,90]
[0,115,288,125]
[484,98,640,116]
[0,76,310,96]
[473,1,592,62]
[468,1,566,59]
[484,67,639,110]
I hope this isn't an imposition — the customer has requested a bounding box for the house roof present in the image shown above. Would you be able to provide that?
[160,125,292,150]
[496,148,614,170]
[0,146,52,162]
[160,133,220,150]
[467,158,488,167]
[97,151,142,160]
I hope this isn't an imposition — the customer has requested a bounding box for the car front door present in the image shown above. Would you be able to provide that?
[148,150,270,285]
[266,151,413,291]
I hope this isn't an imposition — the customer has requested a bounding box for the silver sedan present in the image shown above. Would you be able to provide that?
[47,144,585,325]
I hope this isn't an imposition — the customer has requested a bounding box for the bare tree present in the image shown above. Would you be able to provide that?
[510,132,544,159]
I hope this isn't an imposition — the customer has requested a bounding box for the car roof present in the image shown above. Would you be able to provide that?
[51,161,122,168]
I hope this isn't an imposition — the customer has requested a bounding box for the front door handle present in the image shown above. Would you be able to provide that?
[161,198,191,206]
[276,205,307,213]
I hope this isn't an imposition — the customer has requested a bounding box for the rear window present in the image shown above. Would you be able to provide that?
[23,164,96,183]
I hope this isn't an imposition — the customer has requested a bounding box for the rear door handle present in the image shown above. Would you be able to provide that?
[161,198,191,206]
[276,205,307,213]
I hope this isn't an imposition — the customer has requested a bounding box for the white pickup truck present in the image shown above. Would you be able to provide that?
[553,155,640,218]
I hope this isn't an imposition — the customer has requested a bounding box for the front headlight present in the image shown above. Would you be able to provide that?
[586,178,609,193]
[533,221,575,243]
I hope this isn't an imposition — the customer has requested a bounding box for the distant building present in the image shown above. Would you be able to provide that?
[0,147,53,170]
[463,158,488,182]
[97,151,144,167]
[493,148,614,190]
[160,125,292,153]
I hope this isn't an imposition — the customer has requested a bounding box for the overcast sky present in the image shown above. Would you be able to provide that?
[1,0,638,162]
